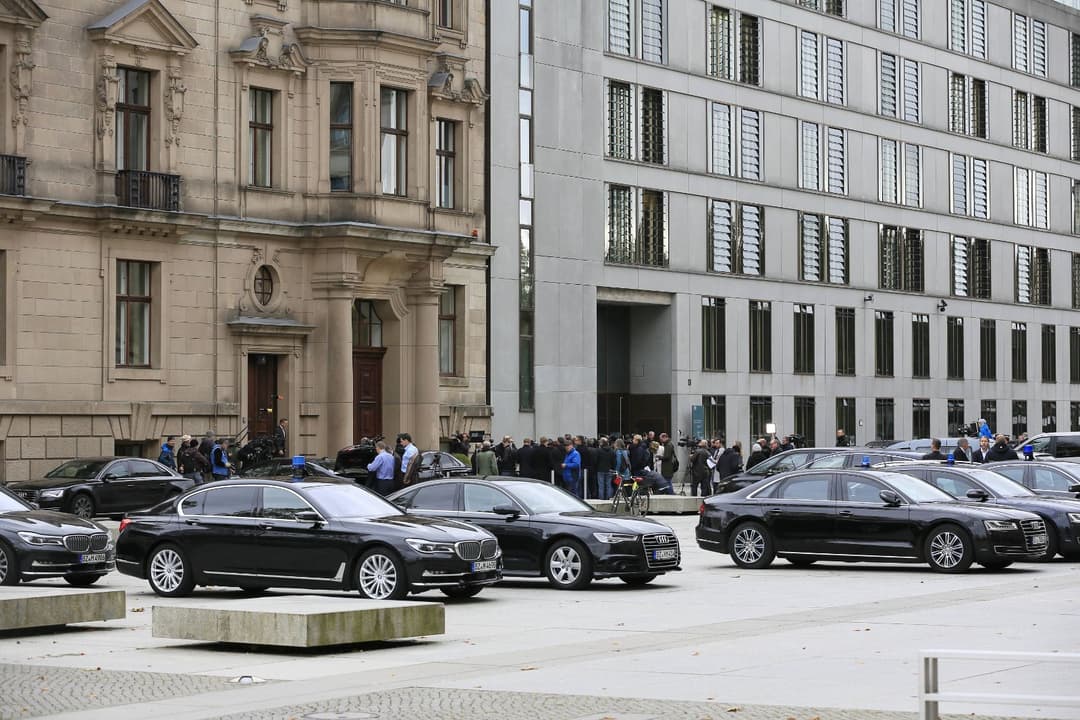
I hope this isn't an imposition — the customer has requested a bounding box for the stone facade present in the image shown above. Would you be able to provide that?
[0,0,492,482]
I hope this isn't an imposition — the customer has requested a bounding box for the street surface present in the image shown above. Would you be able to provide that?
[1,515,1078,720]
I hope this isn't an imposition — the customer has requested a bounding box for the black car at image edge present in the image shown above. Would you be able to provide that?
[0,485,115,586]
[696,468,1048,572]
[116,479,502,599]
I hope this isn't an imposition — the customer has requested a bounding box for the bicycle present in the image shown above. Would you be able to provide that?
[609,475,651,516]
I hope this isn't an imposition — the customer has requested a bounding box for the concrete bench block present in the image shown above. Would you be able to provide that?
[0,587,126,631]
[152,595,445,647]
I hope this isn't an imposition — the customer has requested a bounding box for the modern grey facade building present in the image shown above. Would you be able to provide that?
[490,0,1080,448]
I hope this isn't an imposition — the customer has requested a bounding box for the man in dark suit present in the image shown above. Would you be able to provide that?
[274,419,288,456]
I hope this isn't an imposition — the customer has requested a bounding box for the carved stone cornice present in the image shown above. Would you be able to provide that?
[428,52,487,107]
[230,17,309,76]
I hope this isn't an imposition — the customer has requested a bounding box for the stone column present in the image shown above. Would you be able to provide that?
[408,290,441,451]
[325,294,354,454]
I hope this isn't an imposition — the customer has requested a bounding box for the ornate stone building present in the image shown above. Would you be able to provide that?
[0,0,492,482]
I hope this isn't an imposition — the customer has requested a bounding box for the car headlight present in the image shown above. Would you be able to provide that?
[984,520,1017,532]
[593,532,638,544]
[1067,513,1080,524]
[38,489,65,499]
[405,538,456,554]
[16,531,64,546]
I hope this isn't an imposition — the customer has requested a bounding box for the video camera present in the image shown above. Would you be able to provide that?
[955,421,981,437]
[677,436,702,448]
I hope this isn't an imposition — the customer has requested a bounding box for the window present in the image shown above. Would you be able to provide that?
[410,483,458,511]
[439,287,456,375]
[912,398,930,439]
[1075,402,1080,431]
[352,300,383,348]
[950,155,989,219]
[702,297,725,372]
[880,0,919,38]
[800,215,847,284]
[1012,321,1028,382]
[750,396,772,440]
[1042,324,1056,383]
[912,313,929,379]
[749,300,771,372]
[249,89,273,188]
[519,0,535,413]
[329,83,353,191]
[794,305,815,374]
[641,0,664,63]
[606,81,668,164]
[254,265,274,306]
[202,487,256,517]
[1012,400,1028,439]
[982,400,997,434]
[709,103,762,181]
[116,68,150,172]
[875,398,895,442]
[1043,401,1057,434]
[1015,245,1051,305]
[116,260,152,368]
[879,226,923,292]
[435,119,456,209]
[949,73,987,139]
[707,6,760,85]
[800,0,844,15]
[1074,33,1080,87]
[951,237,990,299]
[948,399,965,436]
[1013,14,1047,76]
[436,0,455,28]
[260,487,315,520]
[1014,169,1049,229]
[640,87,666,164]
[879,54,920,123]
[950,0,986,58]
[980,319,996,381]
[947,317,964,380]
[1013,92,1047,153]
[879,139,920,207]
[463,484,515,513]
[609,0,665,62]
[794,397,816,446]
[799,32,844,104]
[836,307,855,376]
[709,200,762,276]
[605,185,667,267]
[875,310,894,377]
[609,0,632,55]
[1072,328,1080,383]
[1074,181,1080,235]
[836,397,856,442]
[704,395,726,440]
[1074,255,1080,309]
[380,87,408,196]
[800,124,846,194]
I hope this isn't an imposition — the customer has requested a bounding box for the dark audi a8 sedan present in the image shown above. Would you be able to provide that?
[117,479,502,599]
[696,468,1048,572]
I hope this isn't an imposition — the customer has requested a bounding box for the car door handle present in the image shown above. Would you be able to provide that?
[766,509,782,516]
[838,510,854,518]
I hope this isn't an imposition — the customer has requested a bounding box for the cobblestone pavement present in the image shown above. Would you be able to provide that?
[0,663,252,720]
[213,686,1037,720]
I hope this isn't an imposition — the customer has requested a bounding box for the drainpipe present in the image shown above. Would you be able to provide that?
[483,0,492,413]
[212,0,221,428]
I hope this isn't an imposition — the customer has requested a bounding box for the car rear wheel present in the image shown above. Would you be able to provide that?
[64,573,104,587]
[0,541,19,586]
[70,494,95,520]
[544,539,593,590]
[440,586,483,599]
[356,548,408,600]
[729,522,775,569]
[147,544,196,597]
[619,574,657,586]
[925,524,973,573]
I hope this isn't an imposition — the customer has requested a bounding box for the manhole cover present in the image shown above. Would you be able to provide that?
[304,713,378,720]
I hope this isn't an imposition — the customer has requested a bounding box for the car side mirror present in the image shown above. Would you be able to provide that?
[101,474,116,482]
[295,510,324,524]
[965,488,990,502]
[1068,483,1080,494]
[879,490,903,507]
[493,504,521,518]
[29,502,39,510]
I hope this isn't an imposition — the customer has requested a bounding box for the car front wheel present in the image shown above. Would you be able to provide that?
[70,494,95,520]
[0,541,19,585]
[544,539,593,590]
[356,548,409,600]
[147,544,196,597]
[728,522,776,569]
[925,524,973,573]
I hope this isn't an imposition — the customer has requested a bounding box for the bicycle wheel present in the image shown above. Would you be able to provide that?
[637,490,650,516]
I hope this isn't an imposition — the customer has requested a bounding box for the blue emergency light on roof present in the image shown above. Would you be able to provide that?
[947,453,955,465]
[861,456,870,467]
[1023,444,1034,460]
[291,455,305,481]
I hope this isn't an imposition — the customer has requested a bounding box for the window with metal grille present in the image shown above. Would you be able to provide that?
[1071,327,1080,383]
[750,396,773,441]
[607,80,633,160]
[875,310,894,377]
[947,317,964,380]
[952,236,990,299]
[1074,181,1080,236]
[794,304,815,374]
[912,398,931,439]
[948,399,966,436]
[982,400,997,432]
[1073,254,1080,309]
[707,6,732,79]
[837,397,856,442]
[1012,322,1028,382]
[739,13,760,85]
[606,184,633,264]
[605,186,667,268]
[800,214,847,284]
[794,397,816,447]
[836,307,855,376]
[1073,107,1080,161]
[800,0,844,15]
[1073,33,1080,87]
[876,398,895,442]
[1014,169,1049,229]
[704,395,726,440]
[1074,402,1080,431]
[980,319,996,381]
[1012,400,1028,438]
[707,6,759,83]
[1043,325,1057,383]
[1013,91,1047,153]
[749,300,771,373]
[639,189,666,267]
[879,139,919,207]
[702,297,726,372]
[1014,245,1051,305]
[912,313,930,379]
[116,260,153,368]
[949,74,986,138]
[641,0,664,63]
[1013,14,1047,76]
[1043,401,1057,433]
[609,0,632,55]
[708,200,763,276]
[879,226,923,292]
[640,87,665,164]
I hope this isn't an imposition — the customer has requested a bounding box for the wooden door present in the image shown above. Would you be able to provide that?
[247,354,279,440]
[353,348,386,442]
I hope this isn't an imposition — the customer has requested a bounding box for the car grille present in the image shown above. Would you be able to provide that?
[642,532,680,569]
[63,534,109,553]
[1021,518,1048,551]
[13,489,37,503]
[455,539,498,561]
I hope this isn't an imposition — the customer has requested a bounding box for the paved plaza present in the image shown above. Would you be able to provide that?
[1,515,1078,720]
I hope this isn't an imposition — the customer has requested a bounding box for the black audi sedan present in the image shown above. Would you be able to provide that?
[985,461,1080,500]
[389,477,680,590]
[0,485,114,586]
[696,468,1048,572]
[7,457,193,519]
[892,463,1080,561]
[116,479,501,599]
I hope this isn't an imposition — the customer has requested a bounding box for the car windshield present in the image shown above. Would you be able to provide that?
[873,472,956,503]
[301,483,404,518]
[44,460,109,479]
[0,490,29,513]
[498,481,592,514]
[967,469,1035,497]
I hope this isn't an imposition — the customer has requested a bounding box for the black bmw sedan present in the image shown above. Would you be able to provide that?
[696,468,1048,572]
[116,479,501,599]
[389,478,681,590]
[890,463,1080,561]
[7,457,193,519]
[0,486,115,586]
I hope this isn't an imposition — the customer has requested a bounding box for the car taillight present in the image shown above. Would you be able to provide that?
[698,502,705,515]
[118,518,131,535]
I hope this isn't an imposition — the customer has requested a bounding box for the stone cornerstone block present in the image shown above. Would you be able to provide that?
[152,596,445,647]
[0,588,126,631]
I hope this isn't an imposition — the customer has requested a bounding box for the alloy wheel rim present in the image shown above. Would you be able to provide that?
[734,528,765,563]
[73,497,92,518]
[930,532,964,568]
[549,546,581,584]
[359,554,398,599]
[150,549,184,593]
[0,547,8,583]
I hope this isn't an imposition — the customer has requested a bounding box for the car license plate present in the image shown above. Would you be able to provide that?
[79,553,107,564]
[652,548,677,560]
[471,560,498,572]
[1031,534,1047,546]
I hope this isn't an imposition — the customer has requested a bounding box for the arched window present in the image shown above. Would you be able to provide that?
[353,300,382,347]
[253,265,274,306]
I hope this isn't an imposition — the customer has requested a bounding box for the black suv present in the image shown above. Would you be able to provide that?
[1013,433,1080,459]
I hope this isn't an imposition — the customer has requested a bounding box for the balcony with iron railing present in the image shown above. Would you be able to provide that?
[0,154,27,196]
[115,170,181,211]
